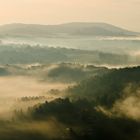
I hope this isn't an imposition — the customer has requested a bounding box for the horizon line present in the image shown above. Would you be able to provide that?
[0,21,137,32]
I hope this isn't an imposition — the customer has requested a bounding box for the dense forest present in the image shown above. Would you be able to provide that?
[0,64,140,140]
[0,43,139,66]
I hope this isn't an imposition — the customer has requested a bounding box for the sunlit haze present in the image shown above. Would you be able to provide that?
[0,0,140,31]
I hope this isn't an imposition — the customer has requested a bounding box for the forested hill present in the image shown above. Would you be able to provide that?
[0,44,139,66]
[68,66,140,107]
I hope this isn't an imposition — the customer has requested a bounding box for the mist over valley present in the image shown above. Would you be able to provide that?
[0,22,140,140]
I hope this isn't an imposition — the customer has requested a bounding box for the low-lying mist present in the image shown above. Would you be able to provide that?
[0,76,68,98]
[0,64,139,139]
[0,75,69,120]
[110,84,140,120]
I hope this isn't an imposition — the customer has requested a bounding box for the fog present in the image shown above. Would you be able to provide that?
[1,37,140,53]
[0,76,69,120]
[111,84,140,120]
[0,76,67,97]
[97,84,140,121]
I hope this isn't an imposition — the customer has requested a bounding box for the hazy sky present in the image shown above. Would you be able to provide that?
[0,0,140,31]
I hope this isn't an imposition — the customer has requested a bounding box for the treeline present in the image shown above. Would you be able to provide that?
[47,63,108,83]
[0,66,140,140]
[0,63,108,83]
[12,98,140,140]
[0,44,138,66]
[68,66,140,107]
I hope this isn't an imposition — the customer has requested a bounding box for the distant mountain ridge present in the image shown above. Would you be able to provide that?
[0,22,139,38]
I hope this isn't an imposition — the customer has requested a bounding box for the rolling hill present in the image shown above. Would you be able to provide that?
[0,22,138,38]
